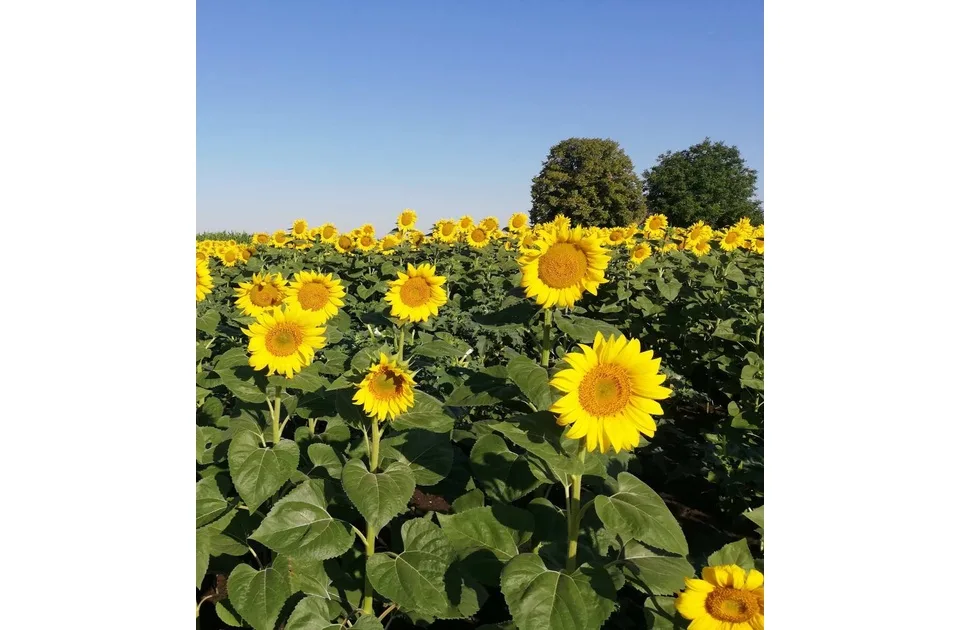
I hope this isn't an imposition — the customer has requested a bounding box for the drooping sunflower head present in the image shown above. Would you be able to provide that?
[357,234,378,252]
[239,245,254,261]
[234,272,288,317]
[691,239,712,257]
[272,231,289,247]
[385,263,447,323]
[243,304,327,379]
[466,226,491,248]
[630,242,652,264]
[518,225,610,309]
[480,216,499,232]
[196,259,214,302]
[360,223,376,237]
[676,564,764,630]
[335,234,356,254]
[398,209,417,232]
[719,228,746,251]
[251,232,271,247]
[508,213,528,232]
[405,229,426,248]
[380,234,401,253]
[435,220,459,243]
[549,332,671,453]
[353,353,416,421]
[319,223,338,242]
[291,218,310,239]
[285,271,346,323]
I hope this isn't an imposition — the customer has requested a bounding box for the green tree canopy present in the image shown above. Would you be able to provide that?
[530,138,646,227]
[642,138,763,227]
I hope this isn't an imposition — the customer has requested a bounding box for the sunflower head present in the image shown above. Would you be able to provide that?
[385,263,447,323]
[335,234,356,254]
[380,234,401,253]
[660,242,678,254]
[687,221,713,243]
[752,238,764,255]
[272,230,289,247]
[360,223,376,237]
[319,223,338,242]
[196,259,214,302]
[630,242,652,263]
[719,228,746,251]
[549,332,671,453]
[466,226,491,248]
[285,271,346,323]
[218,246,241,267]
[398,209,417,232]
[251,232,271,246]
[508,213,528,232]
[435,220,459,243]
[676,564,764,629]
[235,273,288,317]
[243,304,327,379]
[691,239,712,257]
[405,229,426,248]
[458,215,474,230]
[353,353,416,421]
[357,234,378,252]
[480,216,499,232]
[644,213,668,234]
[291,218,309,239]
[518,225,610,309]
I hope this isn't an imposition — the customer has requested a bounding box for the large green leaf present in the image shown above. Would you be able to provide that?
[227,431,300,512]
[250,480,354,561]
[217,363,270,403]
[341,459,415,531]
[643,596,686,629]
[227,563,291,630]
[196,529,210,589]
[283,595,339,629]
[553,311,622,343]
[307,443,344,480]
[411,339,465,359]
[437,505,533,585]
[392,392,455,433]
[707,538,755,571]
[506,355,555,411]
[197,310,220,336]
[501,553,615,630]
[624,541,694,596]
[366,518,482,619]
[382,429,453,485]
[595,473,688,555]
[489,412,582,478]
[469,434,546,503]
[196,475,232,528]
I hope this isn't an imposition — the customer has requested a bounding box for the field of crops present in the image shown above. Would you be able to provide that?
[196,211,764,630]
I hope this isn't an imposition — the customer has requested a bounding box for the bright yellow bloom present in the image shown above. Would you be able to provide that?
[518,225,610,309]
[734,217,754,238]
[218,245,241,267]
[458,216,474,231]
[660,242,678,253]
[360,223,376,237]
[291,218,310,240]
[687,221,713,243]
[234,273,288,317]
[607,227,629,246]
[196,250,208,262]
[752,238,764,255]
[353,353,415,421]
[196,259,214,302]
[480,216,499,232]
[551,214,572,231]
[272,231,289,247]
[691,239,712,257]
[550,332,671,453]
[380,234,401,253]
[676,564,764,630]
[508,213,528,232]
[239,245,254,261]
[398,209,417,232]
[335,233,356,254]
[385,263,447,323]
[644,213,668,234]
[630,242,652,263]
[719,228,746,252]
[520,230,537,251]
[319,223,338,243]
[243,305,326,379]
[465,226,491,248]
[753,224,764,239]
[405,229,426,248]
[285,271,346,323]
[251,232,271,247]
[434,220,459,243]
[356,233,378,252]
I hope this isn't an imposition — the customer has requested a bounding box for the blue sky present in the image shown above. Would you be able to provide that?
[197,1,763,234]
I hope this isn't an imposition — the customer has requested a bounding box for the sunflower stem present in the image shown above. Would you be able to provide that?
[540,308,553,367]
[565,446,588,573]
[271,385,283,445]
[397,326,406,362]
[362,418,383,616]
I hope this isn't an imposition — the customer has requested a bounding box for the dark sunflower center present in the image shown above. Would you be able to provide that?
[538,242,588,289]
[250,283,282,307]
[298,282,330,311]
[705,588,759,623]
[399,277,431,307]
[264,323,303,357]
[578,365,631,416]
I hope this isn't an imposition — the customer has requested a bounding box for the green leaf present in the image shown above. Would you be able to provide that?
[196,475,233,528]
[197,310,220,336]
[489,412,582,478]
[744,505,764,531]
[217,364,269,403]
[341,459,415,531]
[381,429,453,485]
[215,601,245,627]
[624,541,694,595]
[452,489,485,513]
[553,311,622,343]
[501,553,615,630]
[506,355,555,411]
[437,505,533,586]
[597,473,688,554]
[469,434,545,503]
[277,553,335,598]
[227,431,300,512]
[411,340,465,359]
[283,595,339,629]
[307,443,344,480]
[250,480,355,561]
[707,538,755,571]
[392,392,455,433]
[227,563,291,630]
[655,278,682,301]
[643,596,686,630]
[724,262,747,284]
[196,529,210,589]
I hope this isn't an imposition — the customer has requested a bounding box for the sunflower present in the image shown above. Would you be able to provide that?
[686,221,713,244]
[335,234,356,254]
[405,229,426,248]
[251,232,271,247]
[234,273,288,316]
[753,224,764,239]
[398,209,417,232]
[239,245,254,261]
[379,234,401,254]
[630,242,652,264]
[196,259,214,302]
[458,215,474,231]
[285,271,346,323]
[549,332,671,453]
[291,219,310,240]
[272,231,289,247]
[518,225,610,309]
[465,226,491,248]
[660,242,678,253]
[519,230,537,250]
[385,263,447,323]
[353,353,416,421]
[356,233,378,252]
[435,220,459,243]
[196,250,208,262]
[218,246,241,267]
[319,223,338,243]
[508,213,528,233]
[607,227,629,247]
[551,214,572,231]
[734,217,755,238]
[691,239,712,257]
[360,223,376,237]
[676,564,764,630]
[243,305,326,379]
[752,238,764,255]
[644,213,668,234]
[479,216,499,232]
[719,228,746,252]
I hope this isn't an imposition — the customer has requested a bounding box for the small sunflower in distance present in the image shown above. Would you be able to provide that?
[676,564,764,630]
[466,226,492,248]
[719,228,746,252]
[435,220,459,244]
[550,332,671,453]
[356,234,378,252]
[691,239,712,257]
[285,271,346,323]
[235,273,288,317]
[480,216,499,231]
[687,221,713,244]
[251,232,271,247]
[405,229,426,248]
[644,213,668,235]
[458,215,474,231]
[353,353,416,421]
[335,233,356,254]
[508,212,528,233]
[360,223,376,237]
[398,208,417,232]
[630,242,652,264]
[244,304,326,379]
[196,259,214,302]
[379,234,401,254]
[272,231,289,248]
[218,246,241,267]
[518,225,610,309]
[291,218,310,240]
[319,223,338,243]
[385,263,447,323]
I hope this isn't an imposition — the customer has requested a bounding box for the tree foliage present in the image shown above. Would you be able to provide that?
[642,138,763,227]
[530,138,646,227]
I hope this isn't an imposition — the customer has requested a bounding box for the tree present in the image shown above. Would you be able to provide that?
[642,138,763,227]
[530,138,646,227]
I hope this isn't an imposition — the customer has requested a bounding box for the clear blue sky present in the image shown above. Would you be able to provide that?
[197,1,763,234]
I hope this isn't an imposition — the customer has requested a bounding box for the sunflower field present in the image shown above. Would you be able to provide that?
[196,211,765,630]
